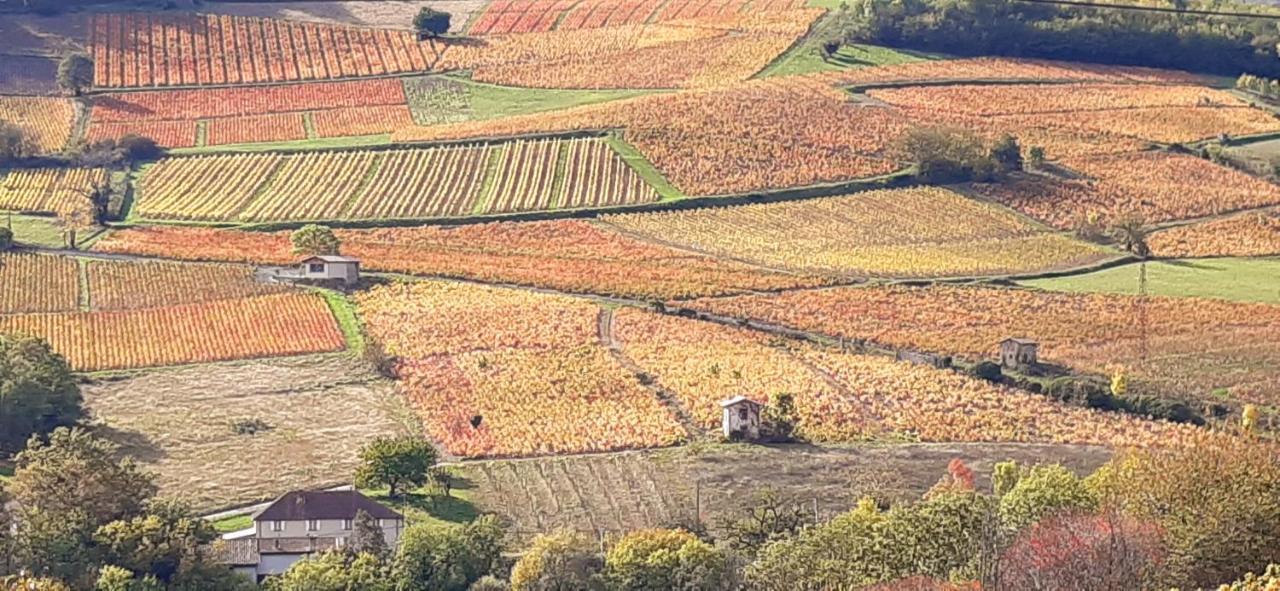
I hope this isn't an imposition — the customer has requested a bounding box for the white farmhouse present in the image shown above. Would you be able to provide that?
[219,490,404,583]
[298,255,360,285]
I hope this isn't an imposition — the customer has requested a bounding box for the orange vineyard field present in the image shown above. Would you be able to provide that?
[469,0,806,35]
[1149,212,1280,258]
[974,152,1280,229]
[91,223,827,299]
[683,285,1280,405]
[0,97,76,154]
[356,281,686,457]
[612,307,1219,448]
[0,168,109,214]
[85,259,287,310]
[0,253,80,314]
[602,187,1112,277]
[0,292,344,372]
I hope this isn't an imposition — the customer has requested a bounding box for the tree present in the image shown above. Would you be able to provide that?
[0,575,71,590]
[604,529,728,591]
[116,135,161,162]
[900,126,996,183]
[719,489,812,557]
[354,436,437,498]
[1108,214,1150,259]
[0,121,33,165]
[0,334,83,456]
[94,565,162,591]
[55,206,96,250]
[290,224,341,257]
[989,134,1022,174]
[266,551,390,591]
[391,516,504,591]
[0,227,13,251]
[348,510,388,559]
[57,54,94,97]
[995,463,1096,533]
[762,392,797,441]
[509,530,603,591]
[413,8,451,39]
[93,499,228,587]
[1087,444,1280,588]
[996,510,1164,591]
[1026,146,1046,170]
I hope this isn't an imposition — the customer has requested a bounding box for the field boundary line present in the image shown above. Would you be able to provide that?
[598,307,704,441]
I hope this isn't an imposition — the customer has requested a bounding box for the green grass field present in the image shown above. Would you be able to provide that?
[3,213,107,249]
[1021,258,1280,304]
[406,75,651,126]
[210,513,253,533]
[761,42,940,78]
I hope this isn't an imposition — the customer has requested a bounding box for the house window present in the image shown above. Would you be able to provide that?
[270,520,284,532]
[309,263,325,273]
[335,537,347,548]
[342,519,353,530]
[307,519,319,532]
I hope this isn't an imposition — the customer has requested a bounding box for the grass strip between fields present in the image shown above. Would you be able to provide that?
[605,133,684,200]
[315,289,366,357]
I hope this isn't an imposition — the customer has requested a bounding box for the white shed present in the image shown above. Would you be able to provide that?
[298,255,360,285]
[721,396,762,441]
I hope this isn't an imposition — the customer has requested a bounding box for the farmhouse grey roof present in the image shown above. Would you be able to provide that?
[254,490,401,522]
[300,255,360,264]
[1001,338,1038,345]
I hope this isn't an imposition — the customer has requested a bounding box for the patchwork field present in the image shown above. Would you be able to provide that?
[132,138,658,222]
[201,0,482,31]
[602,187,1113,277]
[682,285,1280,406]
[0,168,109,215]
[0,55,60,95]
[1022,258,1280,306]
[468,0,805,35]
[0,96,77,154]
[85,354,413,510]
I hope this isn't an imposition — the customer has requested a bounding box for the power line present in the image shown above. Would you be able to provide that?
[1010,0,1280,20]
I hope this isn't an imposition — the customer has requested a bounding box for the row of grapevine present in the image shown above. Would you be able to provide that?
[0,253,79,314]
[0,292,344,372]
[91,13,442,88]
[133,138,658,222]
[0,168,109,214]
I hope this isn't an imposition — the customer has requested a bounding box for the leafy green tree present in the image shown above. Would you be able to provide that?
[0,227,14,251]
[94,565,162,591]
[413,8,451,39]
[354,436,437,498]
[0,121,33,164]
[57,54,94,97]
[996,463,1096,532]
[94,499,229,587]
[8,427,154,525]
[392,516,504,591]
[0,334,83,456]
[604,529,727,591]
[290,224,341,257]
[1087,444,1280,588]
[900,126,996,183]
[746,492,996,591]
[510,530,603,591]
[349,510,388,559]
[989,134,1022,174]
[266,551,390,591]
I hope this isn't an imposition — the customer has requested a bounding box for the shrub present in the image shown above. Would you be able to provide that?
[510,530,602,591]
[117,135,161,162]
[414,8,451,39]
[0,227,12,251]
[996,463,1096,532]
[604,529,727,591]
[969,361,1002,383]
[900,126,997,183]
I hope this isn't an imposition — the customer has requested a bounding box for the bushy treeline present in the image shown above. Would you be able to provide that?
[1237,73,1280,100]
[838,0,1280,77]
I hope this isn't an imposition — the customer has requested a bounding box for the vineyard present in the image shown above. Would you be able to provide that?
[973,152,1280,229]
[0,292,344,372]
[683,285,1280,405]
[602,187,1112,277]
[356,281,687,457]
[87,78,412,147]
[468,0,807,35]
[612,308,1217,448]
[84,259,286,310]
[92,222,827,300]
[0,97,76,154]
[1149,212,1280,258]
[0,253,79,314]
[90,13,444,88]
[865,84,1248,117]
[132,138,658,222]
[0,168,109,214]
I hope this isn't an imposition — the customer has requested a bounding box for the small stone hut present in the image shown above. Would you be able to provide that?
[298,255,360,285]
[999,338,1039,369]
[721,396,762,441]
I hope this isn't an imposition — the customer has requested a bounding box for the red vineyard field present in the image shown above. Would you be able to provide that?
[469,0,806,35]
[91,12,442,88]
